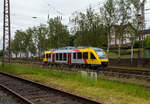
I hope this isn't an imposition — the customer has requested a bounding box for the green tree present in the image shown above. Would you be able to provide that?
[100,0,118,54]
[25,28,36,57]
[69,35,75,46]
[47,17,70,48]
[115,0,131,61]
[0,50,2,58]
[33,24,48,58]
[11,39,19,58]
[145,36,150,49]
[72,7,107,48]
[12,30,26,58]
[129,0,146,59]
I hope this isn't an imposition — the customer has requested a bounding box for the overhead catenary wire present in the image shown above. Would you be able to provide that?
[0,0,150,34]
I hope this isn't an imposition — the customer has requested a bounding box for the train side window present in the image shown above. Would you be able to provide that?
[56,53,59,60]
[49,54,51,59]
[44,54,46,58]
[91,53,96,59]
[83,52,88,59]
[60,53,63,61]
[77,52,82,59]
[46,54,49,58]
[73,53,76,59]
[63,53,67,61]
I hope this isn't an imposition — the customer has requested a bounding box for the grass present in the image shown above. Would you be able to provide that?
[108,52,139,59]
[0,64,150,104]
[108,48,150,59]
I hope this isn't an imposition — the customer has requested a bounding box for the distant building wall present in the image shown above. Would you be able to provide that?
[110,28,150,46]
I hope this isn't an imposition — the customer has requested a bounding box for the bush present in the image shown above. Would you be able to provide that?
[110,46,130,50]
[134,40,140,48]
[145,36,150,49]
[110,49,138,55]
[0,50,2,58]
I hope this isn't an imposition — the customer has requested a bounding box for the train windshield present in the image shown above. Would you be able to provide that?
[96,50,107,59]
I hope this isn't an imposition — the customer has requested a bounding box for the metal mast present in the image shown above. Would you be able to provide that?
[141,2,145,58]
[2,0,11,66]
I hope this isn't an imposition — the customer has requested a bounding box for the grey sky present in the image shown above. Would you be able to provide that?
[0,0,150,50]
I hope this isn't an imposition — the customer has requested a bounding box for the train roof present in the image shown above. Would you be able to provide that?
[46,46,103,52]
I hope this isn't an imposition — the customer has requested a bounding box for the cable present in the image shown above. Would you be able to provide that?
[72,0,106,13]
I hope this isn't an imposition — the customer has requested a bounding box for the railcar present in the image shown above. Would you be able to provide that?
[43,46,109,69]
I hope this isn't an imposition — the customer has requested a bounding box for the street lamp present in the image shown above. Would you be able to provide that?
[32,17,37,19]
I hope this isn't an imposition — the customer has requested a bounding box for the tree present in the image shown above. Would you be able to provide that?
[130,0,146,59]
[33,24,48,58]
[69,35,75,46]
[145,36,150,49]
[100,0,118,55]
[125,23,138,63]
[47,17,70,48]
[12,30,26,58]
[72,7,107,48]
[11,39,19,58]
[0,50,2,58]
[115,0,131,61]
[25,28,36,57]
[12,28,36,58]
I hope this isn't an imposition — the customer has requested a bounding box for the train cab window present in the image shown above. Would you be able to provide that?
[46,54,49,58]
[77,52,82,59]
[91,53,96,59]
[73,53,76,59]
[56,53,59,60]
[83,52,88,59]
[60,53,63,61]
[63,53,67,61]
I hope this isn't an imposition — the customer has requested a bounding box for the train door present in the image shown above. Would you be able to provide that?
[52,54,55,64]
[68,53,71,64]
[90,52,96,64]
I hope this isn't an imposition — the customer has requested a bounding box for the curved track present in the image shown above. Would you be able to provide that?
[0,72,103,104]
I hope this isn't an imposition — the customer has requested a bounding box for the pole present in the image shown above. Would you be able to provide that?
[141,2,145,58]
[8,0,11,64]
[2,0,6,67]
[2,0,11,66]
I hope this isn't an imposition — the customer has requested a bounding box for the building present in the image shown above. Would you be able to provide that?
[110,25,131,46]
[110,25,150,46]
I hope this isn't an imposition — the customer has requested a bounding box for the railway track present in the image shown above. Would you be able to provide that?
[100,68,150,81]
[0,84,28,104]
[0,72,103,104]
[6,60,150,81]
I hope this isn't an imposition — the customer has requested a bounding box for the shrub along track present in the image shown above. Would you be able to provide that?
[0,71,103,104]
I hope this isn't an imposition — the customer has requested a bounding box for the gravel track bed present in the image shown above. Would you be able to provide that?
[0,86,27,104]
[0,73,102,104]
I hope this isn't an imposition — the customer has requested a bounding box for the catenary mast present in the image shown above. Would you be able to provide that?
[2,0,11,66]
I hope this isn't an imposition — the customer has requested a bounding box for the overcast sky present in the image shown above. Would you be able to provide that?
[0,0,150,50]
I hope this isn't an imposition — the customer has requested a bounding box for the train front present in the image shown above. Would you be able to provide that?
[95,49,109,67]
